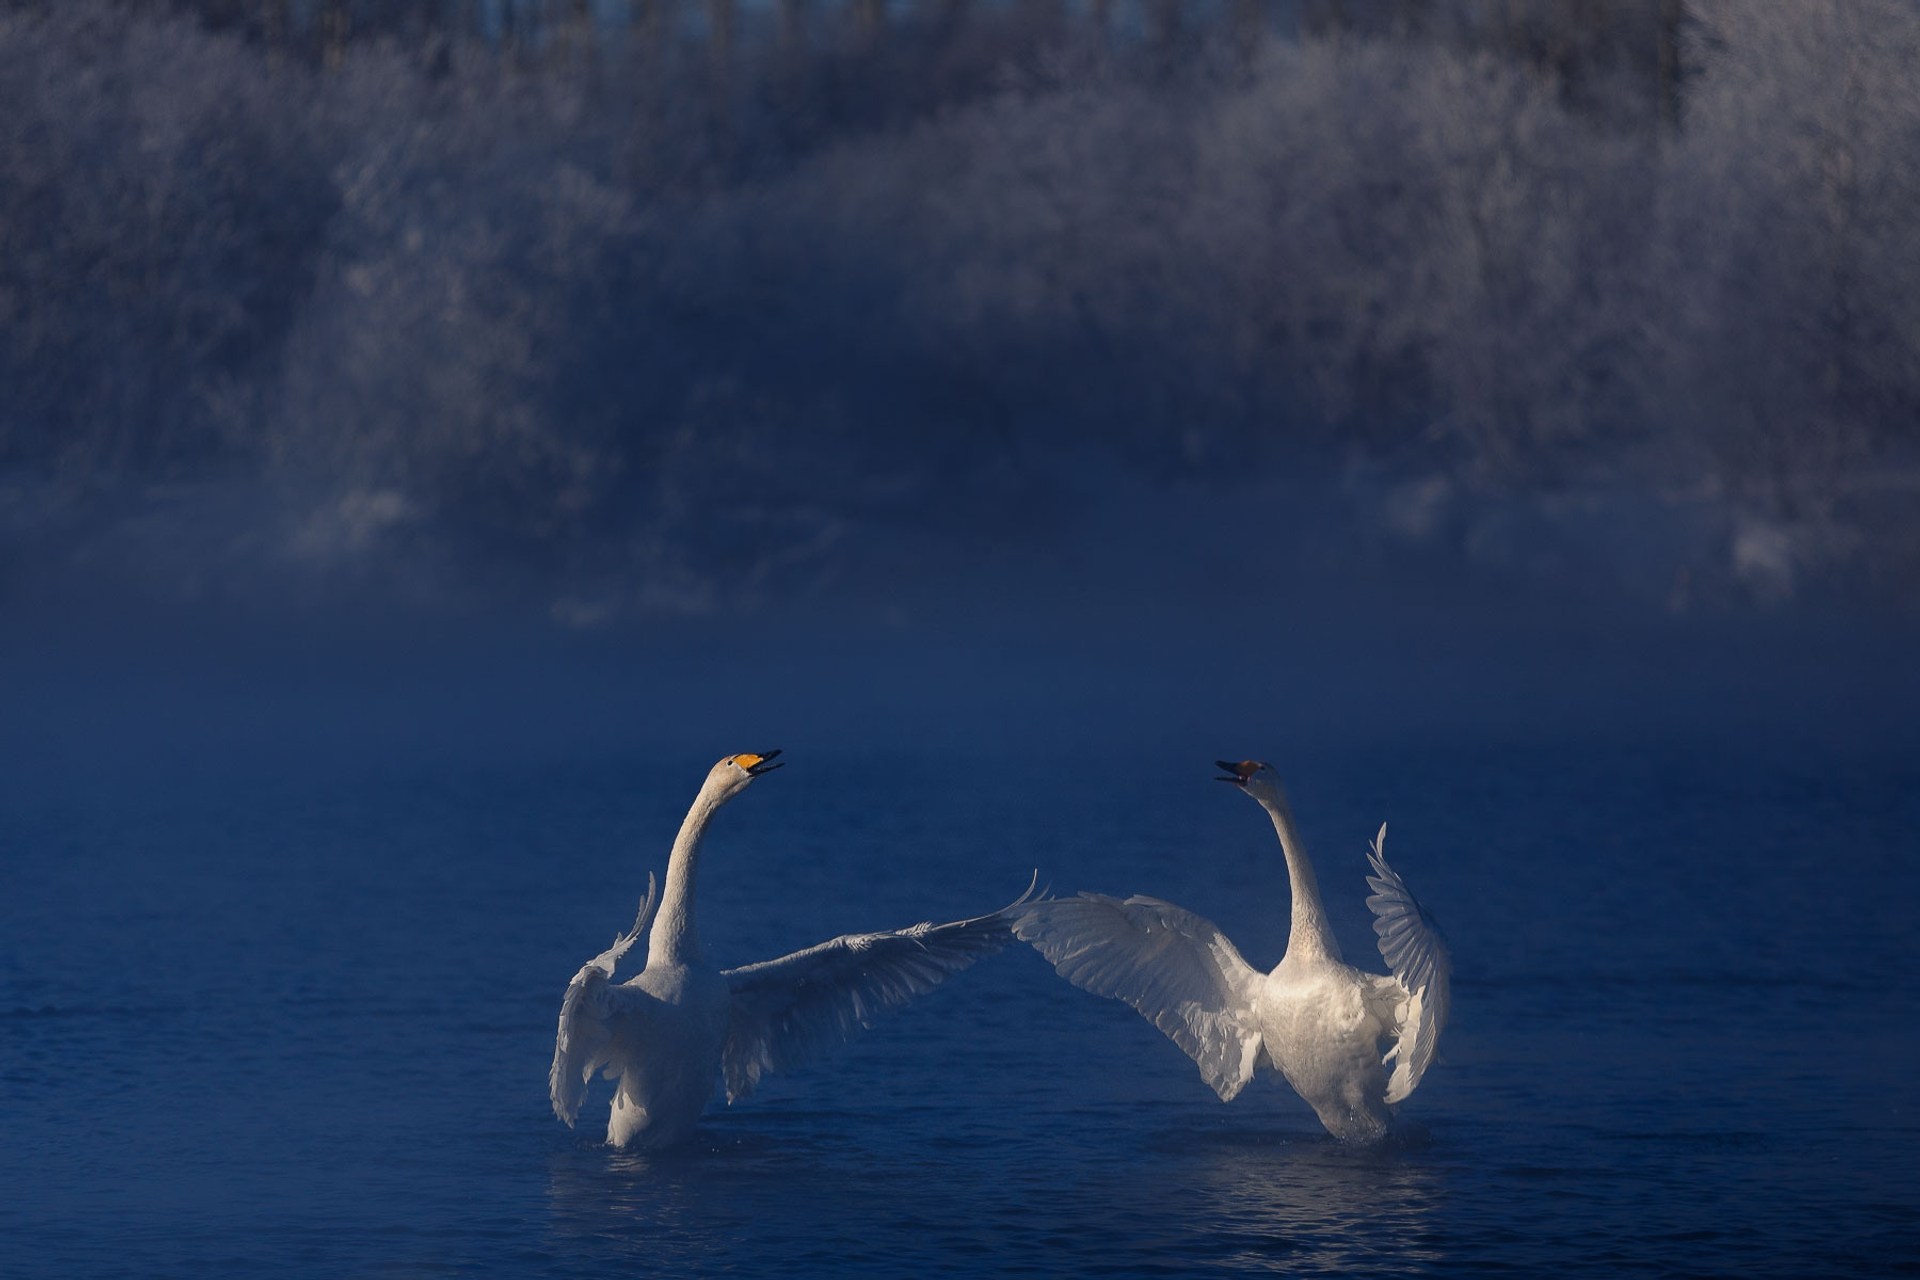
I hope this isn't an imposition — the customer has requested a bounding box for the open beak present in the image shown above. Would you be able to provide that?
[744,749,784,777]
[1214,759,1255,785]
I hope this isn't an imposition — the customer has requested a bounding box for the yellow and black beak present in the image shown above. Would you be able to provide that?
[732,750,784,776]
[1214,759,1258,785]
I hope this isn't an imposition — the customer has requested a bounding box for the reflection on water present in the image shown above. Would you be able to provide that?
[544,1121,915,1275]
[545,1130,777,1269]
[543,1103,1451,1277]
[551,1053,1837,1280]
[1170,1128,1446,1274]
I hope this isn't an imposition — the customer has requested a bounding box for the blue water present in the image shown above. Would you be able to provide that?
[3,672,1917,1277]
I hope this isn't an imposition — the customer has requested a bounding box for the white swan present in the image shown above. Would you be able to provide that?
[550,750,1037,1149]
[1016,760,1449,1142]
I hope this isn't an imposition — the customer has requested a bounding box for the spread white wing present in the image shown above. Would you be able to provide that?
[549,876,659,1126]
[719,877,1040,1104]
[1015,893,1266,1101]
[1363,824,1451,1103]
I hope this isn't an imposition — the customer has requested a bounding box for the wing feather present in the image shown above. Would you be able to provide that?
[549,876,659,1125]
[1015,893,1265,1101]
[719,877,1039,1104]
[1363,824,1451,1103]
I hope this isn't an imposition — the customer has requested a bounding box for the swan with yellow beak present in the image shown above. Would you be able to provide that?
[551,751,1037,1149]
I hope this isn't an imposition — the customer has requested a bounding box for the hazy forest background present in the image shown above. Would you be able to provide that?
[2,0,1916,629]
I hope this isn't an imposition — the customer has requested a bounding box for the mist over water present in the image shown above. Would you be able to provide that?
[4,0,1919,626]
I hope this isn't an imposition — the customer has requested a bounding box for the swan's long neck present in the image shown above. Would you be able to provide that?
[646,783,726,968]
[1262,793,1341,963]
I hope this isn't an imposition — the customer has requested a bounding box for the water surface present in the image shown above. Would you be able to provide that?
[3,712,1913,1277]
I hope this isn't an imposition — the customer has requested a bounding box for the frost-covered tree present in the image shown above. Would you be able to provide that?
[2,0,1916,612]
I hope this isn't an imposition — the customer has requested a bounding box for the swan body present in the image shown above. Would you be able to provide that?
[1016,760,1449,1142]
[551,751,1036,1149]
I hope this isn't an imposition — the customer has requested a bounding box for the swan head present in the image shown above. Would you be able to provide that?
[707,750,784,800]
[1215,759,1285,805]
